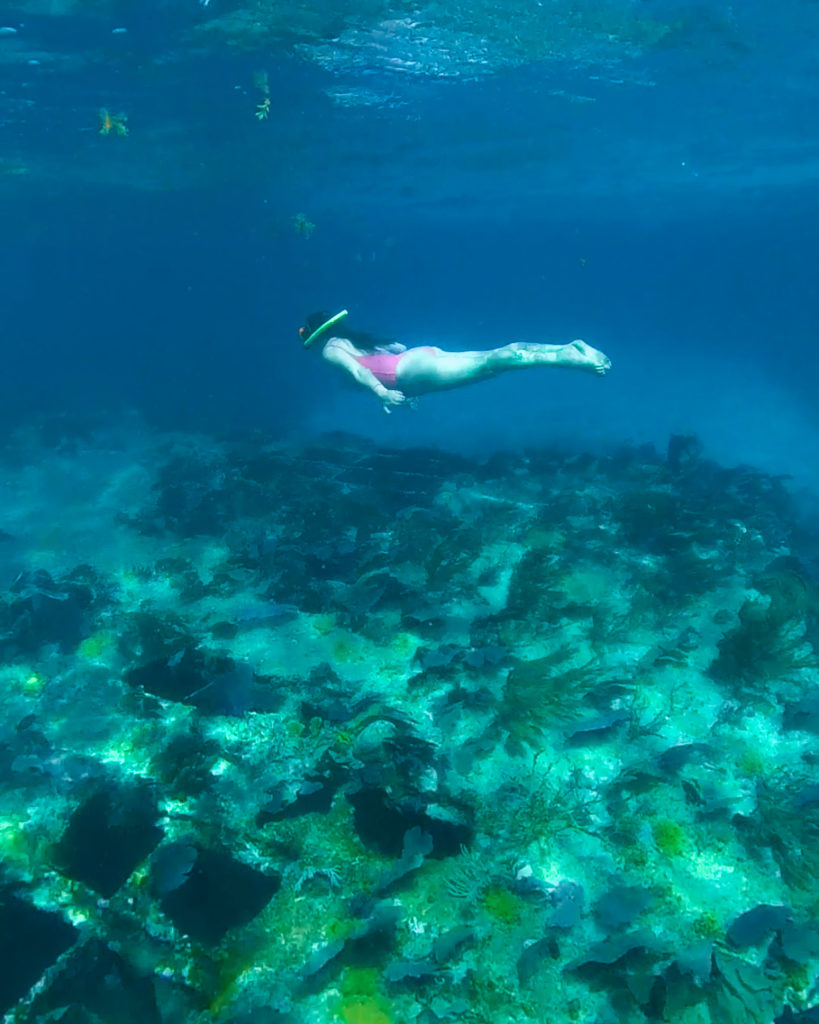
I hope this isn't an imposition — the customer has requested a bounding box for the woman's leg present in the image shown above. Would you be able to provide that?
[396,340,611,393]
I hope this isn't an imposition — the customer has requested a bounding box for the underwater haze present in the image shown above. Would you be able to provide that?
[2,1,819,1023]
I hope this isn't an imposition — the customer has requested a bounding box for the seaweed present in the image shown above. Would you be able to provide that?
[517,936,559,987]
[502,545,565,624]
[494,645,600,754]
[424,527,484,593]
[707,950,784,1024]
[348,788,472,859]
[489,765,601,850]
[297,903,401,996]
[710,560,819,698]
[152,726,220,798]
[258,776,337,824]
[615,487,697,556]
[0,568,97,656]
[547,879,585,930]
[564,929,670,1017]
[594,883,654,931]
[150,841,198,896]
[727,904,791,949]
[374,826,433,895]
[784,695,819,734]
[667,433,703,476]
[656,742,714,774]
[444,844,490,903]
[566,929,664,970]
[778,921,819,965]
[735,777,819,895]
[565,707,629,745]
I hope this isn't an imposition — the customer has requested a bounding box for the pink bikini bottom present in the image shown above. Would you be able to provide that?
[355,347,438,388]
[354,352,403,387]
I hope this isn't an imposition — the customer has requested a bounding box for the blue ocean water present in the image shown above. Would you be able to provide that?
[1,2,819,1022]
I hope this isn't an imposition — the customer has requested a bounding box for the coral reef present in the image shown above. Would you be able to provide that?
[1,424,819,1023]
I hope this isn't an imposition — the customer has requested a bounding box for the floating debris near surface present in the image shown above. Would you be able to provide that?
[1,422,819,1023]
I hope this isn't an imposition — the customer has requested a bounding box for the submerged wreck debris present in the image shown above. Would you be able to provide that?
[0,429,818,1023]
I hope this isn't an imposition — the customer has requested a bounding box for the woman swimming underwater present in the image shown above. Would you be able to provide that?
[300,310,611,413]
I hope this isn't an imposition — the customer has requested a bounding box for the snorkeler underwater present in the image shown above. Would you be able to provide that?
[300,309,611,412]
[1,1,819,1023]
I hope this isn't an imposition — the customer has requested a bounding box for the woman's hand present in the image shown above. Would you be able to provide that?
[381,388,407,413]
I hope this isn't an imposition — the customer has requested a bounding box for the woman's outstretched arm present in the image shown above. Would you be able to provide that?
[322,344,406,410]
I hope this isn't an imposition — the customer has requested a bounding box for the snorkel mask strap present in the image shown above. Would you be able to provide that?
[301,309,349,348]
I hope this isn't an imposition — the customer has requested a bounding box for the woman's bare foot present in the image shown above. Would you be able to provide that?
[561,339,611,375]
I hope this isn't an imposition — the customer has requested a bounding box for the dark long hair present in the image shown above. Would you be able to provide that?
[300,311,396,353]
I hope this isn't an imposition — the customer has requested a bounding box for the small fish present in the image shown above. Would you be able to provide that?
[0,26,19,35]
[99,108,128,136]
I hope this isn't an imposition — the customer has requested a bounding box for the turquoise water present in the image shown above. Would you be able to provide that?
[1,2,819,1022]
